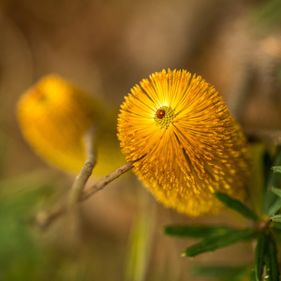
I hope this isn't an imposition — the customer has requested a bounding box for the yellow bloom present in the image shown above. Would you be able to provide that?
[17,74,123,175]
[117,69,249,216]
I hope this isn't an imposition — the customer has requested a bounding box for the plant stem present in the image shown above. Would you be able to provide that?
[33,162,134,230]
[68,128,96,207]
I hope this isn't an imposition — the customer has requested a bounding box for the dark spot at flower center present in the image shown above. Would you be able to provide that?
[154,106,175,128]
[156,109,166,119]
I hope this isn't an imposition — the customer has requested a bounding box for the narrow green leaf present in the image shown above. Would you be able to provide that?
[250,269,257,281]
[265,148,281,214]
[255,232,268,281]
[164,225,232,238]
[265,234,280,281]
[272,166,281,174]
[184,228,256,257]
[191,265,248,279]
[271,187,281,198]
[271,215,281,223]
[268,197,281,216]
[215,192,259,221]
[271,222,281,231]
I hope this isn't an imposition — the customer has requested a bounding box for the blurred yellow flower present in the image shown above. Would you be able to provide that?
[17,74,123,175]
[117,69,249,216]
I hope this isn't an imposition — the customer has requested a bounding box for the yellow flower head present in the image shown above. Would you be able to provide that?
[117,69,249,216]
[17,74,123,175]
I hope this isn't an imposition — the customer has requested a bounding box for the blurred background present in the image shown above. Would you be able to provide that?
[0,0,281,280]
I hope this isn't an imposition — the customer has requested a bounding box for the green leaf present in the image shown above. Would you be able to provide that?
[271,215,281,223]
[255,232,268,281]
[191,265,248,280]
[0,183,53,281]
[265,234,280,281]
[265,148,281,214]
[268,198,281,216]
[271,222,281,231]
[272,166,281,174]
[215,192,259,221]
[271,187,281,198]
[164,225,232,238]
[268,187,281,215]
[250,269,257,281]
[184,228,256,257]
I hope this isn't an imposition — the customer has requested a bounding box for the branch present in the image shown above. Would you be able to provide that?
[33,128,281,230]
[68,128,96,206]
[82,162,134,200]
[33,162,134,230]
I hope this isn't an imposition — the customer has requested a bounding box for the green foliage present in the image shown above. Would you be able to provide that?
[0,176,109,281]
[191,265,248,281]
[271,221,281,231]
[266,234,279,281]
[184,228,256,257]
[264,148,281,215]
[271,215,281,223]
[215,192,259,221]
[164,225,233,238]
[272,166,281,174]
[255,232,268,281]
[268,199,281,217]
[271,187,281,198]
[268,187,281,215]
[0,181,51,281]
[256,232,280,281]
[164,147,281,281]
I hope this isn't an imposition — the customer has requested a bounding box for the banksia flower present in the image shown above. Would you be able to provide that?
[117,69,249,216]
[17,74,123,175]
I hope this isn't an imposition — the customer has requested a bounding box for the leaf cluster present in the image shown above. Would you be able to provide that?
[164,148,281,281]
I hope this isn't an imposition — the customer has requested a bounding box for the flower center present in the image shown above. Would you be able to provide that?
[154,106,175,129]
[156,109,166,119]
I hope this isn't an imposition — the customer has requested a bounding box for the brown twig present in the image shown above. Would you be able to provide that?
[33,162,134,230]
[68,128,96,206]
[33,128,281,230]
[82,162,134,200]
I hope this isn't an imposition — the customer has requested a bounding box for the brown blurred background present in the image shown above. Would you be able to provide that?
[0,0,281,280]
